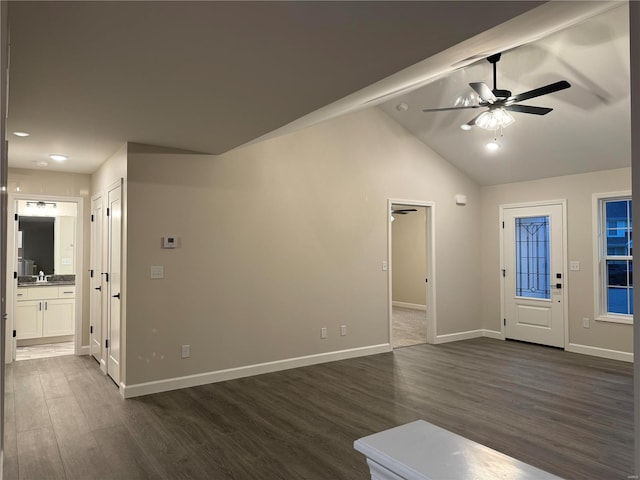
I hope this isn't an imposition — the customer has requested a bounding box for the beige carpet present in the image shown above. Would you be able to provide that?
[392,306,427,348]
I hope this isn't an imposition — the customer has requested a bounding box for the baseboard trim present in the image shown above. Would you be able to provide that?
[79,345,90,355]
[434,329,484,344]
[566,343,633,362]
[392,301,426,311]
[122,343,393,398]
[433,329,504,344]
[482,329,504,340]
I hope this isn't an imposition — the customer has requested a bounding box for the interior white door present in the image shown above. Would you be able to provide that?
[107,183,122,384]
[89,195,104,364]
[503,204,565,348]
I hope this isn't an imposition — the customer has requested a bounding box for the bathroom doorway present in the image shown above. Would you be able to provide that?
[7,196,82,362]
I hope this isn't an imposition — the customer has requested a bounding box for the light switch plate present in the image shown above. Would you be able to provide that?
[570,261,580,271]
[150,265,164,279]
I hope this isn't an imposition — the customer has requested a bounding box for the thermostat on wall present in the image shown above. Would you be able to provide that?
[162,236,177,249]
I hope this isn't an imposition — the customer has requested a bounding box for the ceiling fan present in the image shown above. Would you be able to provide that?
[422,53,571,130]
[392,208,417,215]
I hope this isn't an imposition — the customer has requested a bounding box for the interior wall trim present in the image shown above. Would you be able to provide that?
[434,329,504,344]
[392,301,426,311]
[120,343,393,399]
[434,329,485,344]
[566,342,633,363]
[481,329,504,340]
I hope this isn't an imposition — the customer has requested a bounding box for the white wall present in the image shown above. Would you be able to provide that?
[480,168,632,355]
[124,107,482,388]
[392,207,427,307]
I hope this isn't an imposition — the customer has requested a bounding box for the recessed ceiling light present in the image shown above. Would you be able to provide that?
[13,131,30,137]
[49,154,69,162]
[486,141,500,151]
[396,103,409,112]
[35,161,49,167]
[460,124,472,131]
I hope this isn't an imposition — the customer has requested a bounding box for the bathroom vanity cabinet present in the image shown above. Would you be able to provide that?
[15,285,75,339]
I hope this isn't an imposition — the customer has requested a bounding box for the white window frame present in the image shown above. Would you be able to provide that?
[593,191,633,324]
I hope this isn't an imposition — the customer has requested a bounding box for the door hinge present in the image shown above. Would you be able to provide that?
[502,221,505,228]
[13,271,17,279]
[107,208,110,216]
[12,330,16,338]
[90,325,93,334]
[503,318,506,326]
[14,213,18,221]
[103,272,109,282]
[90,269,94,278]
[502,269,506,278]
[105,339,109,349]
[91,214,94,222]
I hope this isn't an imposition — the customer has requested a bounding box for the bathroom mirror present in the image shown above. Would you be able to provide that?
[17,200,77,276]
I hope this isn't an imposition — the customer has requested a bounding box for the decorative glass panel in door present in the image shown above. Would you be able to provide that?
[515,216,550,300]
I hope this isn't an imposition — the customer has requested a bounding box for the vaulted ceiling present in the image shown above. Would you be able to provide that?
[6,1,628,186]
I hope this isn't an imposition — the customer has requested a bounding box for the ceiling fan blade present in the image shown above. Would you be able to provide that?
[508,80,571,103]
[422,105,481,113]
[504,105,552,115]
[469,82,496,103]
[465,112,485,126]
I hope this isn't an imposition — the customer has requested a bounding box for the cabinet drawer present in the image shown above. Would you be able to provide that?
[58,286,76,298]
[17,287,59,301]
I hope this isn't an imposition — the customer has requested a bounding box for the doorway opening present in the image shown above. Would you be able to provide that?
[388,199,436,348]
[7,195,83,362]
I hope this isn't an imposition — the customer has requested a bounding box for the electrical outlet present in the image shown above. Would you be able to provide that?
[340,325,347,336]
[382,261,388,271]
[582,318,590,329]
[181,344,191,358]
[570,261,580,271]
[321,327,327,339]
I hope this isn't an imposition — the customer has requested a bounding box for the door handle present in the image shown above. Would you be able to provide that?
[94,286,102,291]
[113,293,120,299]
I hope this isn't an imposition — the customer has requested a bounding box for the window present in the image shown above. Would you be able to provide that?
[595,194,633,322]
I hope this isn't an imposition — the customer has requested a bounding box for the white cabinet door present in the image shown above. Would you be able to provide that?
[16,301,43,339]
[43,299,75,337]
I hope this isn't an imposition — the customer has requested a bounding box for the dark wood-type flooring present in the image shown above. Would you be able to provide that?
[3,338,634,479]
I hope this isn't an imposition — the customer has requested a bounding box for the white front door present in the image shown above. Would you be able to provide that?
[503,203,565,348]
[107,182,122,384]
[89,195,104,365]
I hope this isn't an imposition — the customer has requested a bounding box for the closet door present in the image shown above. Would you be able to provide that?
[89,194,104,366]
[107,181,122,384]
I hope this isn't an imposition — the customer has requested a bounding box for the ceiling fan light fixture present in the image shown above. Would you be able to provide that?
[460,124,472,131]
[486,141,500,151]
[49,154,69,162]
[475,108,515,130]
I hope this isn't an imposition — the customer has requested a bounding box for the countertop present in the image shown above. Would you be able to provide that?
[18,281,75,287]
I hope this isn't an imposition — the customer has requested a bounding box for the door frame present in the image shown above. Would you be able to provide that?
[499,200,568,348]
[5,193,84,363]
[387,198,436,346]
